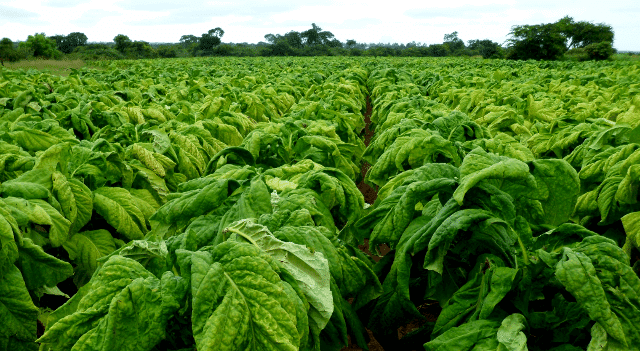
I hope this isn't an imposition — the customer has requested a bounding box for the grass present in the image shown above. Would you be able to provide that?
[2,58,101,76]
[612,53,640,61]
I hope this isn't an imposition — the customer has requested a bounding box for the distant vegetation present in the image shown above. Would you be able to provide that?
[0,17,618,64]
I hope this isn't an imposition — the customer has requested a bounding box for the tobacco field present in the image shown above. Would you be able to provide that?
[1,57,640,351]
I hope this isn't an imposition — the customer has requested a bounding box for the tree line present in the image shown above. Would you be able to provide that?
[0,17,617,64]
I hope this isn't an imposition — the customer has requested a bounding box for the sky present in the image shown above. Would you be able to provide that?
[1,0,639,51]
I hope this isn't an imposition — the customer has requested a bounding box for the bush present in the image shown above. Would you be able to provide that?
[70,44,124,60]
[0,38,20,63]
[563,47,588,61]
[584,41,615,60]
[18,33,62,59]
[157,45,178,58]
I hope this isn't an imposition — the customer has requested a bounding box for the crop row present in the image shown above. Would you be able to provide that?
[1,57,640,351]
[355,58,640,350]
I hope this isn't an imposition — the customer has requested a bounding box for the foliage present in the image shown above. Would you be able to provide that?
[443,31,465,54]
[157,45,178,58]
[17,33,62,60]
[112,35,158,59]
[113,34,132,53]
[555,16,614,49]
[584,41,615,60]
[468,39,504,59]
[197,28,225,55]
[49,32,88,54]
[507,23,567,60]
[508,17,615,61]
[0,38,20,63]
[69,44,124,61]
[2,57,640,351]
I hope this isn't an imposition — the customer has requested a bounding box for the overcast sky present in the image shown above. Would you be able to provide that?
[1,0,639,51]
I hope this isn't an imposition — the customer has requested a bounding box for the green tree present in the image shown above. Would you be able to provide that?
[114,34,132,53]
[443,31,465,53]
[48,35,65,50]
[180,35,199,47]
[50,32,88,54]
[64,32,88,52]
[346,39,356,49]
[584,41,615,60]
[157,45,178,58]
[555,16,614,49]
[0,37,20,64]
[301,23,335,46]
[18,33,62,59]
[468,39,503,59]
[507,23,567,60]
[427,43,450,57]
[124,41,158,59]
[283,31,303,49]
[198,28,224,54]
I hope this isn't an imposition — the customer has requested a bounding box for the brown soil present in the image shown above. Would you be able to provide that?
[397,301,441,339]
[355,96,390,263]
[356,95,378,205]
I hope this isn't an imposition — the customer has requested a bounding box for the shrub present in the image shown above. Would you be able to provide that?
[18,33,62,59]
[70,44,124,60]
[563,47,589,61]
[584,41,615,60]
[157,45,178,58]
[0,38,20,63]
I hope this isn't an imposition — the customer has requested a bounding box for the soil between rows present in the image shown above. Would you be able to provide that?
[341,96,441,351]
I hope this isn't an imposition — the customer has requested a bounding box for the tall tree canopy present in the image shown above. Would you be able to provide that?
[18,33,62,59]
[49,32,88,54]
[443,31,465,53]
[301,23,336,46]
[198,28,224,52]
[554,16,614,49]
[507,17,615,60]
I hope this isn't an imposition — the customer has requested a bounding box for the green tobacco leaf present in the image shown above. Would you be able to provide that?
[93,187,146,240]
[11,128,60,152]
[16,238,73,290]
[528,159,580,226]
[622,211,640,252]
[575,236,640,350]
[131,143,166,178]
[0,265,39,345]
[496,313,528,351]
[52,171,77,224]
[368,178,456,250]
[528,294,590,343]
[223,219,333,332]
[587,323,628,351]
[56,176,93,235]
[273,225,381,311]
[185,242,302,351]
[38,256,186,351]
[28,199,71,247]
[368,216,432,336]
[0,201,21,278]
[218,177,272,232]
[424,319,501,351]
[151,179,240,225]
[555,247,627,346]
[423,209,497,274]
[63,230,118,286]
[432,255,516,337]
[453,148,535,206]
[1,168,52,200]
